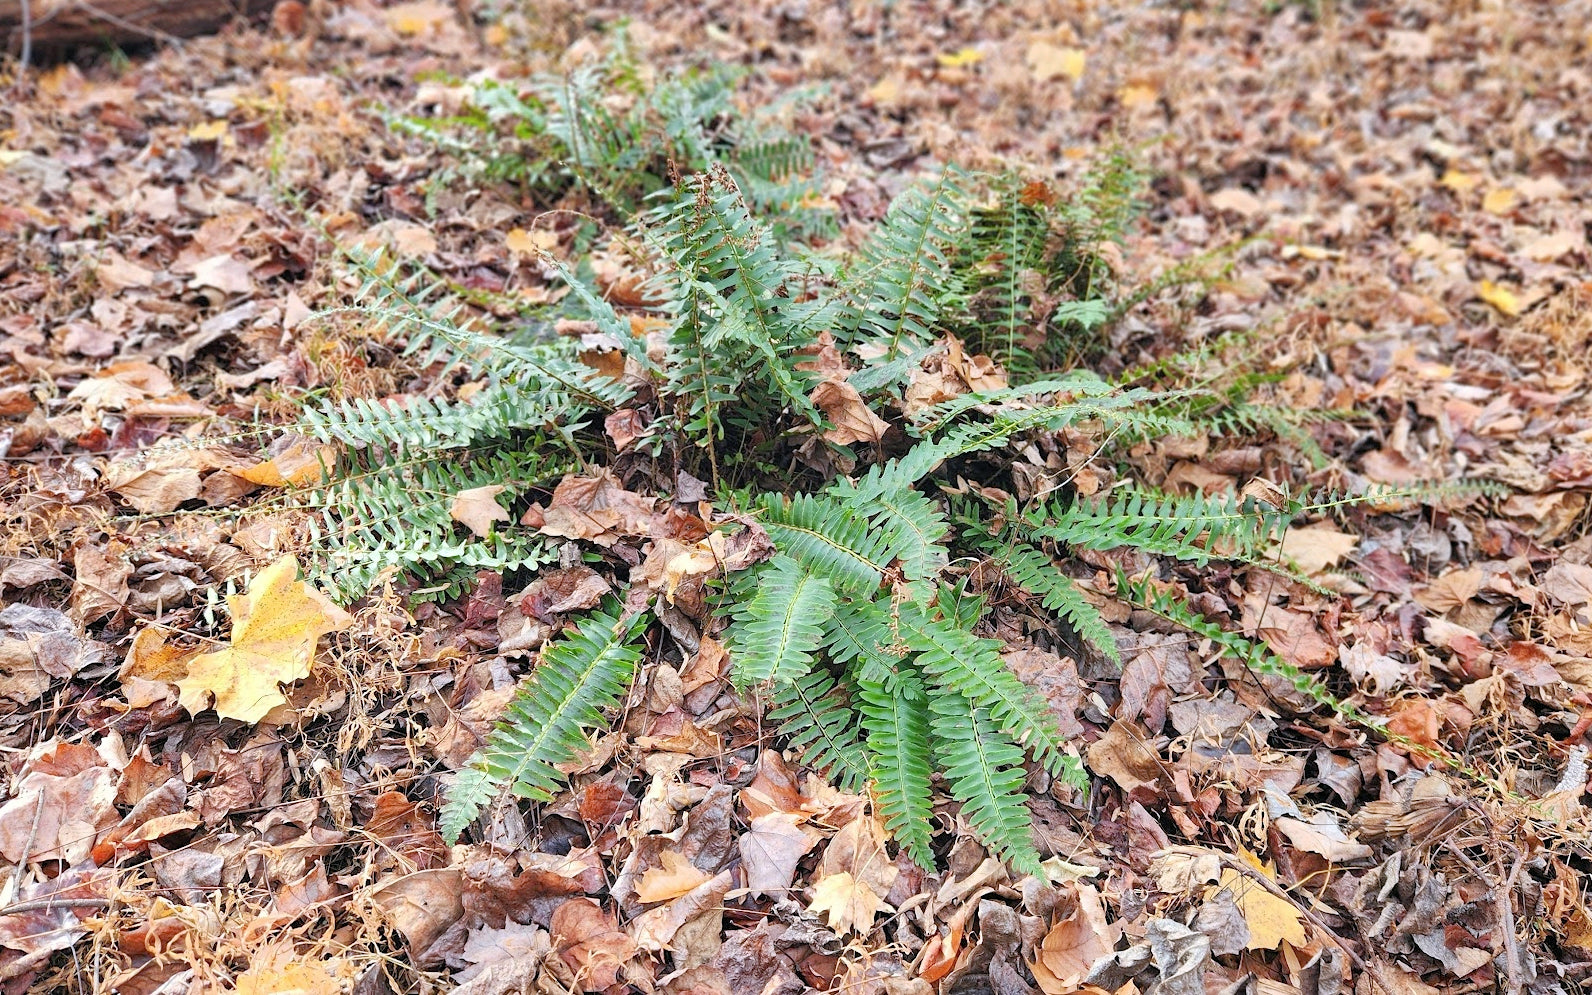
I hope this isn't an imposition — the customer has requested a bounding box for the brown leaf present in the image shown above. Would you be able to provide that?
[636,849,712,904]
[0,741,118,866]
[550,898,636,991]
[1279,525,1358,575]
[70,542,131,624]
[530,469,657,545]
[809,815,898,935]
[1030,882,1121,993]
[739,813,818,898]
[370,868,464,965]
[811,379,890,446]
[1085,721,1162,794]
[450,485,511,538]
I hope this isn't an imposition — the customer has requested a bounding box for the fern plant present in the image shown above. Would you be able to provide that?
[397,44,828,233]
[291,70,1501,876]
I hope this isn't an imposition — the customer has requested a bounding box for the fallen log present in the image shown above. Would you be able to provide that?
[1,0,274,54]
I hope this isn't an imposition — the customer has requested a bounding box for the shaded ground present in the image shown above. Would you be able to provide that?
[1,0,1590,993]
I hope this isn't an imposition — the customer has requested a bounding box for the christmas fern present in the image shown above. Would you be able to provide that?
[295,79,1504,879]
[441,603,648,841]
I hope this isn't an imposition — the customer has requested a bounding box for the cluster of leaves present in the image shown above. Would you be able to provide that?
[299,67,1485,874]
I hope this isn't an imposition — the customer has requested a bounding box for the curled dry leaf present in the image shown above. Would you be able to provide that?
[1030,881,1122,994]
[550,897,636,991]
[811,378,890,446]
[635,849,712,904]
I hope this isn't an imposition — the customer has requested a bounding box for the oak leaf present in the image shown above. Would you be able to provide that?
[175,556,352,723]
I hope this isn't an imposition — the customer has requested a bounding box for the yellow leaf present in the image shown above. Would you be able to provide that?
[176,557,352,723]
[187,120,229,142]
[1118,83,1158,108]
[636,850,712,904]
[449,484,510,538]
[808,870,889,935]
[235,943,346,995]
[935,47,984,68]
[867,74,903,104]
[1439,169,1479,193]
[1476,280,1521,316]
[237,439,338,487]
[1482,187,1516,214]
[1207,867,1306,950]
[1026,42,1086,82]
[385,0,452,35]
[505,227,558,256]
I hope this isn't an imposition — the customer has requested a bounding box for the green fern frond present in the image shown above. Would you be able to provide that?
[983,537,1120,664]
[758,493,895,596]
[899,602,1069,778]
[842,169,970,355]
[728,555,837,686]
[929,686,1041,876]
[441,603,648,842]
[821,598,906,688]
[1023,487,1289,566]
[768,668,871,790]
[859,667,935,867]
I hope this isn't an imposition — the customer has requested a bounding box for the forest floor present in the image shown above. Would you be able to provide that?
[1,0,1591,993]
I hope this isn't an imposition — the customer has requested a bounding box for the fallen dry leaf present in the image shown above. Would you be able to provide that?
[175,556,352,722]
[1030,882,1122,993]
[1205,859,1305,951]
[635,849,712,904]
[811,378,891,446]
[550,897,636,991]
[450,484,511,538]
[738,813,818,898]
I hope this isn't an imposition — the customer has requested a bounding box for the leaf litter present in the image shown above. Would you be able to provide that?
[1,0,1591,993]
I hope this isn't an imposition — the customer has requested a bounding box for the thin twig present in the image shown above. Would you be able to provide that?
[0,898,109,917]
[0,794,44,910]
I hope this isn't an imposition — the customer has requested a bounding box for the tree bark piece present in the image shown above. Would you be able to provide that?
[2,0,273,52]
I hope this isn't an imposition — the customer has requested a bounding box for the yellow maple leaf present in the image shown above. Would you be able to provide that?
[1207,866,1306,950]
[936,47,984,68]
[1439,169,1479,193]
[235,942,346,995]
[808,870,890,935]
[176,556,352,723]
[505,227,558,256]
[1476,280,1521,316]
